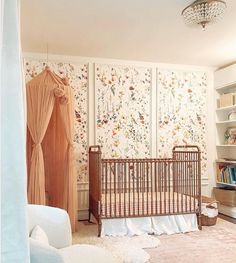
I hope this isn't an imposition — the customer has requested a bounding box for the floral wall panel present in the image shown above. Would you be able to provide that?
[24,59,88,182]
[95,64,152,158]
[157,69,207,177]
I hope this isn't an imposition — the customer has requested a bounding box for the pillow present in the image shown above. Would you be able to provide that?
[29,238,64,263]
[30,225,49,245]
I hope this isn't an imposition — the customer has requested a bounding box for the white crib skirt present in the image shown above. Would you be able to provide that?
[101,214,198,237]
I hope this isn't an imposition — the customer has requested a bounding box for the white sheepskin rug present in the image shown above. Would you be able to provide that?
[73,233,160,263]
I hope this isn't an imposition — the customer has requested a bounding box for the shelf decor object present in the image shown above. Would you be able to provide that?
[181,0,227,30]
[219,93,234,108]
[224,127,236,145]
[228,111,236,121]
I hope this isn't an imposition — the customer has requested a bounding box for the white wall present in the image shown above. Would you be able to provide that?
[23,52,216,219]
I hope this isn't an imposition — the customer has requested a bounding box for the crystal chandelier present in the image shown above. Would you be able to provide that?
[181,0,227,29]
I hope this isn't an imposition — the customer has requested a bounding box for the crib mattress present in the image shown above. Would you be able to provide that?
[101,192,198,217]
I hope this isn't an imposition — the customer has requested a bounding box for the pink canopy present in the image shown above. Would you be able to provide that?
[26,67,77,232]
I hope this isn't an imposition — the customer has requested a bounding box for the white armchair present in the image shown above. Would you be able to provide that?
[28,205,116,263]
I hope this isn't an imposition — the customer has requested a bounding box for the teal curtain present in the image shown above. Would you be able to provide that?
[1,0,29,262]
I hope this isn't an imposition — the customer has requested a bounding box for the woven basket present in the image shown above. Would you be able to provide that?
[201,214,217,226]
[201,196,219,226]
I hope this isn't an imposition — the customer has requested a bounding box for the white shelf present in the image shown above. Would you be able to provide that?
[216,144,236,147]
[216,182,236,187]
[215,83,236,94]
[216,159,236,164]
[216,105,236,112]
[216,120,236,124]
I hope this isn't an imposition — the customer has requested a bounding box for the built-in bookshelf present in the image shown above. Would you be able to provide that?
[215,65,236,157]
[214,64,236,218]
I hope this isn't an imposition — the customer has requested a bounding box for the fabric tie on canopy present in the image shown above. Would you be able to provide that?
[54,86,66,97]
[33,143,41,148]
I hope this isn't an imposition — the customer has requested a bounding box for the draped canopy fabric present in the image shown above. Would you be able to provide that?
[26,67,78,232]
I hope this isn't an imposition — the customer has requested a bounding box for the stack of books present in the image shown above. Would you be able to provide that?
[217,164,236,184]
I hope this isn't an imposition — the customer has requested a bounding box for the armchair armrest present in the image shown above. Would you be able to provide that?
[28,205,72,248]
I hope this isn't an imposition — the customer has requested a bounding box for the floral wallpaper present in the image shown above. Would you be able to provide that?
[157,69,207,177]
[24,58,208,181]
[24,58,88,182]
[95,64,152,158]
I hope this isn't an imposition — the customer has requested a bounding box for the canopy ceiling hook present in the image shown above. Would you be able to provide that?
[47,42,49,63]
[45,42,50,71]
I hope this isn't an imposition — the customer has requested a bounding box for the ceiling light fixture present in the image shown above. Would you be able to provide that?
[181,0,227,30]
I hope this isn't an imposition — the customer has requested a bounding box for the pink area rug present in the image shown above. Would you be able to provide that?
[147,218,236,263]
[73,218,236,263]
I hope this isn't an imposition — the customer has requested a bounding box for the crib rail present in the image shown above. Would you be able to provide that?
[89,145,201,236]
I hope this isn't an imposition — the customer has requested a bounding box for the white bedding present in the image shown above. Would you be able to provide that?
[101,214,198,237]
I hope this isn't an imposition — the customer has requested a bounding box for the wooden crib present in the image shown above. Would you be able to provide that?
[89,145,202,236]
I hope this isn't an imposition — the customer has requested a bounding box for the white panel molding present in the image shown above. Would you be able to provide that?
[23,52,213,73]
[77,182,89,220]
[94,63,98,145]
[88,62,95,146]
[151,66,157,157]
[205,69,216,196]
[23,52,214,218]
[156,67,160,155]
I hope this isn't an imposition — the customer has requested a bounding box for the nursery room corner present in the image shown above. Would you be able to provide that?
[1,0,236,263]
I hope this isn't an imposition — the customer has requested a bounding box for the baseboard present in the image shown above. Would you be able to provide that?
[218,213,236,224]
[218,204,236,219]
[78,210,89,221]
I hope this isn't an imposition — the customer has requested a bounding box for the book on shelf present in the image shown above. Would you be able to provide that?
[217,164,236,184]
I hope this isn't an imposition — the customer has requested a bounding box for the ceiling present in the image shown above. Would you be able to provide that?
[21,0,236,68]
